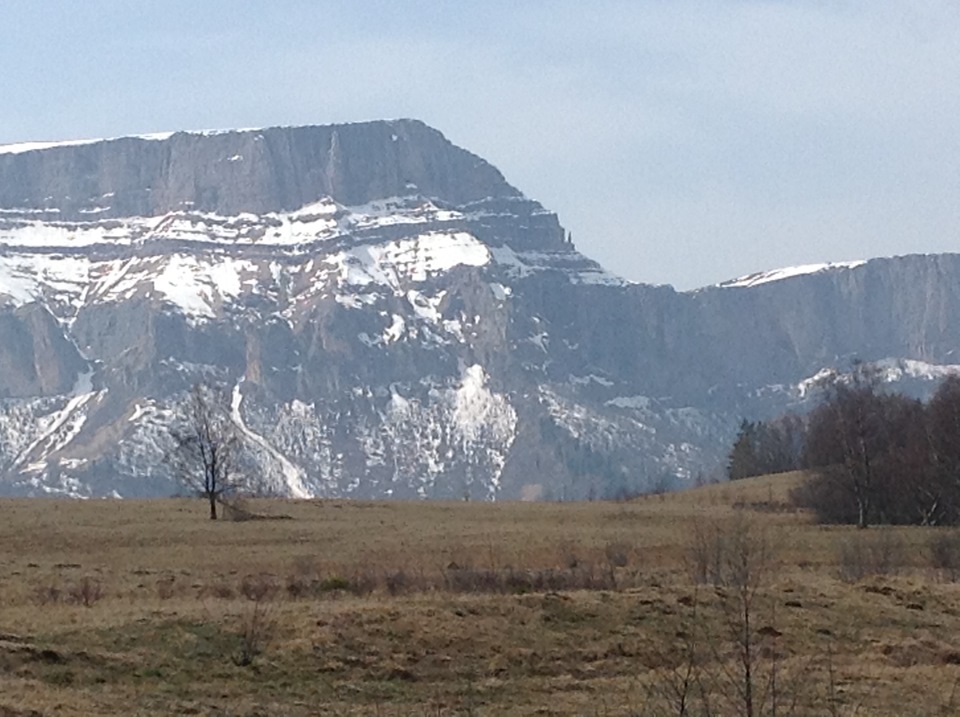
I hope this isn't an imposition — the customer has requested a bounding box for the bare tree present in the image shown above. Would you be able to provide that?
[170,382,245,519]
[926,375,960,525]
[697,514,773,717]
[680,513,820,716]
[804,361,885,528]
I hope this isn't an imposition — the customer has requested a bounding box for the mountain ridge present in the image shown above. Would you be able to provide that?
[0,121,955,499]
[0,119,524,222]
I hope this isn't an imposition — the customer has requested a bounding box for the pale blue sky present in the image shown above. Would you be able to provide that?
[1,1,958,289]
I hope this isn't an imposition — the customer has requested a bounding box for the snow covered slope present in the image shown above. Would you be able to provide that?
[718,260,867,288]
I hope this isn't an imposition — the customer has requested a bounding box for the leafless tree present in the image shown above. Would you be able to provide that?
[679,513,817,716]
[169,382,245,520]
[803,361,885,528]
[926,375,960,524]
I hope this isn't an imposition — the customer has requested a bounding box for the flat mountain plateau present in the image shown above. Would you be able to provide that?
[1,485,958,715]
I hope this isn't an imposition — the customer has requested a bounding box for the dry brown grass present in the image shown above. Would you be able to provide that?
[0,473,958,715]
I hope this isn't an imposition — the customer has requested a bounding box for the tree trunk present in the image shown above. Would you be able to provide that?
[209,494,218,520]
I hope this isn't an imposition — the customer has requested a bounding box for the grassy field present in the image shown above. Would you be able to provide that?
[1,473,960,715]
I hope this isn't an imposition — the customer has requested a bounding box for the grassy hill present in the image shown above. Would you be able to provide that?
[1,475,959,715]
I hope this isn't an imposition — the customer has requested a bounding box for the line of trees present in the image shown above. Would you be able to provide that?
[728,362,960,527]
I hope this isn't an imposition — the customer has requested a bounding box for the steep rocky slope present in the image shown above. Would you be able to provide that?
[0,121,956,498]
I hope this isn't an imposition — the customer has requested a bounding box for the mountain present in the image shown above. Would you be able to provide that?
[0,120,957,499]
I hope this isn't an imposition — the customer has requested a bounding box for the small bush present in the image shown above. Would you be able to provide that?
[156,576,176,600]
[209,580,236,600]
[604,541,631,568]
[349,569,378,597]
[319,576,351,593]
[384,569,410,596]
[240,573,278,602]
[232,598,275,667]
[285,573,312,599]
[67,576,103,607]
[33,583,62,606]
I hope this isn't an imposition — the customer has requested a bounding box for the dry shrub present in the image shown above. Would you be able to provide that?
[444,566,500,593]
[240,573,279,602]
[444,565,617,595]
[319,576,352,593]
[32,583,62,606]
[836,529,906,583]
[285,573,312,599]
[282,571,378,599]
[232,598,275,667]
[384,568,431,596]
[384,569,409,596]
[67,576,103,607]
[221,498,258,522]
[156,576,176,600]
[348,569,379,597]
[687,513,775,588]
[604,541,631,568]
[208,580,236,600]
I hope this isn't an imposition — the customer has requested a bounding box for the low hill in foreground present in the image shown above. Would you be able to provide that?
[1,481,958,715]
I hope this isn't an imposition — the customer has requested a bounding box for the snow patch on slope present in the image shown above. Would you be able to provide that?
[797,358,960,397]
[12,383,102,476]
[0,254,89,307]
[451,365,518,496]
[152,254,260,318]
[356,368,517,500]
[453,365,516,446]
[334,232,490,290]
[231,383,311,498]
[0,195,467,251]
[720,261,867,288]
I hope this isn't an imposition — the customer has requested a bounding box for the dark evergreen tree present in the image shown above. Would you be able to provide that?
[728,419,761,480]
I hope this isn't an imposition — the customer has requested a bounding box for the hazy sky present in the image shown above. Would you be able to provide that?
[1,1,958,289]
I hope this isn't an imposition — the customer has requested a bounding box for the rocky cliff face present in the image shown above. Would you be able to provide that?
[0,121,519,220]
[0,120,956,499]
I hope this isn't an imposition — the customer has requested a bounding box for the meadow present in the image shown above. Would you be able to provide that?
[1,473,959,715]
